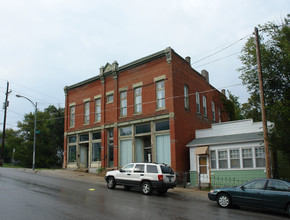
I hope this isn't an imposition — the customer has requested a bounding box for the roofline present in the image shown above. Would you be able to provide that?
[186,138,264,147]
[64,47,172,91]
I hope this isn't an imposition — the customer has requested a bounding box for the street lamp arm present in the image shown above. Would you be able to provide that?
[16,95,36,107]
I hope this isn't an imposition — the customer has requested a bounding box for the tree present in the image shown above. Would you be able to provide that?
[17,105,64,168]
[221,90,244,121]
[238,15,290,175]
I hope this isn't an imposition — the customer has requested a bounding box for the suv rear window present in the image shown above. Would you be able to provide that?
[147,165,158,173]
[161,166,174,174]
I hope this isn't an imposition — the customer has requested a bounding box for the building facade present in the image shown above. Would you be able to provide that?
[187,119,266,187]
[63,47,228,174]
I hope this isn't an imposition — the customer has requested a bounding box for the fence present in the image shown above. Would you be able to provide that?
[176,172,249,189]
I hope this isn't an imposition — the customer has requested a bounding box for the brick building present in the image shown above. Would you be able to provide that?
[63,47,228,174]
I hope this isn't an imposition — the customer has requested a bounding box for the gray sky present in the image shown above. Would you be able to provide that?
[0,0,289,130]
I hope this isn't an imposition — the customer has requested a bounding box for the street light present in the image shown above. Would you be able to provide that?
[16,94,37,171]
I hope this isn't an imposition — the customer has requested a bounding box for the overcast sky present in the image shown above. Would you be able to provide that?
[0,0,289,130]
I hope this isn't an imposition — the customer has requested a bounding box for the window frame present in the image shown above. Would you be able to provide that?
[184,84,189,110]
[218,150,228,169]
[120,90,127,117]
[196,92,200,114]
[203,95,207,117]
[95,98,101,122]
[242,148,253,168]
[84,101,90,124]
[156,80,165,110]
[69,105,75,128]
[134,87,142,114]
[230,148,240,169]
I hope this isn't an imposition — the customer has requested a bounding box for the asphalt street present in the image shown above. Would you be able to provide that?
[0,168,287,220]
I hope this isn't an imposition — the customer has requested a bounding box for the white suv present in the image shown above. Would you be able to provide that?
[105,163,176,195]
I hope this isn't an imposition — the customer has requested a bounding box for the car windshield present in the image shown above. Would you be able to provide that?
[161,166,174,174]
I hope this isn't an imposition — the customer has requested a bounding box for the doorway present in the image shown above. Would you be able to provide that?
[79,144,88,168]
[135,136,151,163]
[198,155,209,184]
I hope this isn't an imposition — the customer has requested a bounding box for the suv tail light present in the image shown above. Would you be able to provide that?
[158,175,164,181]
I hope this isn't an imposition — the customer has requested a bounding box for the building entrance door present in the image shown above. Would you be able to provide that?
[79,144,88,168]
[198,156,209,184]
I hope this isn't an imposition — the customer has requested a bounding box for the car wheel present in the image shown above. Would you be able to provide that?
[217,193,231,208]
[287,204,290,217]
[141,181,153,195]
[107,176,116,189]
[124,185,131,190]
[157,189,168,195]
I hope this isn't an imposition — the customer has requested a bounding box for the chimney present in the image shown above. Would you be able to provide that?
[185,56,191,66]
[201,69,209,83]
[221,89,226,96]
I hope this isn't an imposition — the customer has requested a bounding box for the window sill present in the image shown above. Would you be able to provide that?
[133,112,142,116]
[156,108,165,112]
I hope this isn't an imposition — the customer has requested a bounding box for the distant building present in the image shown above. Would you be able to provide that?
[187,119,266,187]
[63,47,228,174]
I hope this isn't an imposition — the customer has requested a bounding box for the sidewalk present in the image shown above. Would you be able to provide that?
[22,168,209,199]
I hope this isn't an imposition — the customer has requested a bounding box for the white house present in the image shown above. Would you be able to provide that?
[186,119,267,187]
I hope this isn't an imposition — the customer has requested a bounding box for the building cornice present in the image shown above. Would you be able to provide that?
[64,47,172,91]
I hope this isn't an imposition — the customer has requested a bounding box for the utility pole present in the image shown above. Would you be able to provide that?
[1,82,11,167]
[254,27,271,178]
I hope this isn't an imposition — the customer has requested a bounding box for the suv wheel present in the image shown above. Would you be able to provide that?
[107,176,116,189]
[141,181,153,195]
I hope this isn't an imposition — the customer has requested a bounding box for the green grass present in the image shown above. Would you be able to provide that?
[2,163,25,168]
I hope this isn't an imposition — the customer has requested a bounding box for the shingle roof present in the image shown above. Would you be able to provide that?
[186,132,263,147]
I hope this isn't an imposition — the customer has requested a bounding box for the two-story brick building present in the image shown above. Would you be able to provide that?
[63,47,228,174]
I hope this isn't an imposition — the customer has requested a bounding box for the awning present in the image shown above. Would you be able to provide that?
[194,146,209,155]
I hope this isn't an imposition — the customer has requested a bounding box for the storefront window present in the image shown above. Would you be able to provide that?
[155,120,169,131]
[92,132,101,140]
[68,145,76,162]
[120,126,132,136]
[136,123,150,134]
[68,136,76,143]
[80,134,89,142]
[92,142,101,161]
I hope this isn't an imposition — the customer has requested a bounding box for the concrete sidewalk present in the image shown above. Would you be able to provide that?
[22,168,209,200]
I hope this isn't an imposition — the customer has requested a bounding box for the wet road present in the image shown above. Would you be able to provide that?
[0,168,287,220]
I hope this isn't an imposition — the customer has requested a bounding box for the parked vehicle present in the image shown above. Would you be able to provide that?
[208,178,290,216]
[105,163,176,195]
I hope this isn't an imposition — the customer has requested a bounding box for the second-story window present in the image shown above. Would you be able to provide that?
[203,95,207,117]
[134,87,142,114]
[212,101,216,121]
[69,105,75,128]
[107,94,113,103]
[196,92,200,114]
[84,101,90,124]
[218,107,221,122]
[95,98,101,122]
[184,85,189,109]
[156,80,165,109]
[120,91,127,117]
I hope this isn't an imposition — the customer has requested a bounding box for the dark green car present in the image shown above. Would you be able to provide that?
[208,178,290,216]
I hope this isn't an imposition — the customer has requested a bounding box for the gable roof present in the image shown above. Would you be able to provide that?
[186,132,263,147]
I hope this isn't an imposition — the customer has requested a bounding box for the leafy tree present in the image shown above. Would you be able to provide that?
[238,15,290,174]
[17,105,64,168]
[221,90,244,121]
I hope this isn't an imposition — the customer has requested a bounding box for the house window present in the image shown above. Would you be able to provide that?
[68,145,76,162]
[212,101,216,121]
[134,87,142,114]
[210,150,217,169]
[196,92,200,114]
[218,107,221,122]
[84,101,90,124]
[255,147,265,167]
[203,95,207,117]
[230,149,240,168]
[95,98,101,122]
[156,80,165,109]
[218,150,228,169]
[184,85,189,109]
[242,148,253,168]
[120,91,127,117]
[107,94,113,103]
[69,106,75,128]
